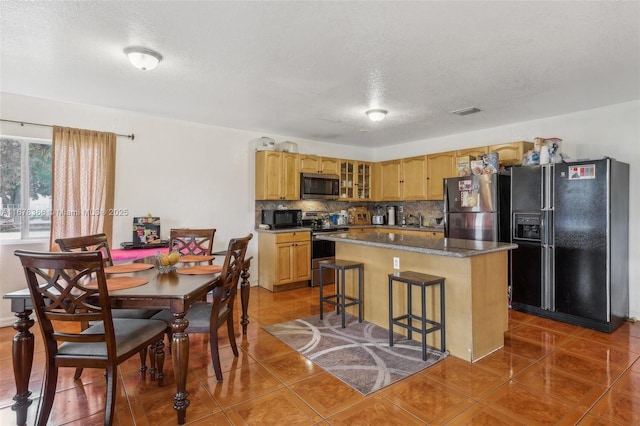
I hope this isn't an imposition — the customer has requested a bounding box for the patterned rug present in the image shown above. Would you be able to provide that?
[263,312,446,395]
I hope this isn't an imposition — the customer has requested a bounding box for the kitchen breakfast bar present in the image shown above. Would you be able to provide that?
[315,232,517,362]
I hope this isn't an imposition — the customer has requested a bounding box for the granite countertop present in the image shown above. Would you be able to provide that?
[256,226,313,234]
[356,224,445,232]
[314,232,517,258]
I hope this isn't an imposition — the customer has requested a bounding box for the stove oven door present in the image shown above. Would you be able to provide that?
[311,238,336,287]
[312,257,336,287]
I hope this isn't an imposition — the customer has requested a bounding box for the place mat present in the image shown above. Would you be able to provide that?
[176,264,223,275]
[104,263,154,274]
[179,254,215,263]
[85,276,149,290]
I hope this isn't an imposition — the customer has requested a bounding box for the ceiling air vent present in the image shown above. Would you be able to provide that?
[451,107,482,116]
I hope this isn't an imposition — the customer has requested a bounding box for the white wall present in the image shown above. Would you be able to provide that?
[1,93,638,326]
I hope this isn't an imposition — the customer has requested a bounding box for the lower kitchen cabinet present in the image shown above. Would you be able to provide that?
[258,231,311,291]
[376,227,444,237]
[424,231,444,238]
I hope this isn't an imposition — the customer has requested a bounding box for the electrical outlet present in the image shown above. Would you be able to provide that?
[393,257,400,269]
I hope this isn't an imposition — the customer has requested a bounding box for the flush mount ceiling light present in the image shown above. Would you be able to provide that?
[451,106,482,116]
[124,46,162,70]
[366,109,388,122]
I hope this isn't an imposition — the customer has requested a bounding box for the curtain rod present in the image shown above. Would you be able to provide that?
[0,118,135,140]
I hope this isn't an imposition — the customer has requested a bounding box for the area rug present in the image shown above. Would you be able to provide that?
[263,312,446,395]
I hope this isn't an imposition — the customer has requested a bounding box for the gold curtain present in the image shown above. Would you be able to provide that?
[49,126,116,250]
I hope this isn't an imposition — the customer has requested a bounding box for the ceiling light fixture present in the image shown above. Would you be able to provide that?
[366,109,387,122]
[124,46,162,71]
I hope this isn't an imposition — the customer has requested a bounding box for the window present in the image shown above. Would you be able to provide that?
[0,136,52,240]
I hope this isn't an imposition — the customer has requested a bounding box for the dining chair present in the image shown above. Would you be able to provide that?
[168,228,216,263]
[55,233,161,317]
[14,249,167,426]
[152,233,252,381]
[55,233,162,378]
[55,232,114,262]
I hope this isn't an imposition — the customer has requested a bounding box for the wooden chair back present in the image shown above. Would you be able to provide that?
[169,228,216,257]
[14,250,116,363]
[211,234,252,322]
[55,233,114,267]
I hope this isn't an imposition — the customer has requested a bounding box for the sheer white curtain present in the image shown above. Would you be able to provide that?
[49,126,116,250]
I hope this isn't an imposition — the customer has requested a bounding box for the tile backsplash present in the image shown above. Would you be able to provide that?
[255,200,444,227]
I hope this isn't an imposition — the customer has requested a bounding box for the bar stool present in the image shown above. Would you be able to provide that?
[388,271,445,361]
[319,259,364,328]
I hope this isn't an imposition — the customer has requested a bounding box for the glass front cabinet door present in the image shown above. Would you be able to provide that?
[340,160,372,201]
[339,160,355,200]
[357,162,372,200]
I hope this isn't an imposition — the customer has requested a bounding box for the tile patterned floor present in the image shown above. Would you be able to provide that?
[1,286,639,425]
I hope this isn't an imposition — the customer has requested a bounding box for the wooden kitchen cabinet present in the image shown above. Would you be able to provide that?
[425,231,444,238]
[255,151,300,200]
[426,151,456,200]
[377,155,428,201]
[456,147,488,158]
[255,142,532,202]
[356,161,372,200]
[299,154,320,173]
[321,157,340,175]
[402,155,428,200]
[299,155,340,174]
[339,160,373,201]
[375,227,443,237]
[258,231,311,292]
[488,141,534,166]
[378,159,403,201]
[339,160,356,200]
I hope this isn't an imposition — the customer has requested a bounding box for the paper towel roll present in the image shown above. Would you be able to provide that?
[539,145,550,164]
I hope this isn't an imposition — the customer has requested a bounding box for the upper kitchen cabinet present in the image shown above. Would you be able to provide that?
[402,155,428,200]
[377,156,428,201]
[339,160,373,201]
[489,141,534,166]
[456,147,488,158]
[299,155,340,175]
[378,159,403,201]
[356,162,373,200]
[255,151,300,200]
[455,141,534,167]
[339,160,356,200]
[426,151,456,200]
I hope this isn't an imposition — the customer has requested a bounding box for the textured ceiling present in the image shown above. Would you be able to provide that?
[1,1,639,148]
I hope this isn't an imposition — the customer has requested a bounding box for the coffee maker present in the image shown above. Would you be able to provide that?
[372,206,385,225]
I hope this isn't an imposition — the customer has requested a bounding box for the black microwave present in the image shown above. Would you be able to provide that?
[261,209,301,229]
[300,173,339,200]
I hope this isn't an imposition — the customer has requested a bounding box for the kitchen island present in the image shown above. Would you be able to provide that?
[315,232,517,362]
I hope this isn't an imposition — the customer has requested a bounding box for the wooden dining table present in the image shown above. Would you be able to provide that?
[3,256,252,426]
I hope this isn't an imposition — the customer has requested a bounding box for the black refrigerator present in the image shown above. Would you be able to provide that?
[510,158,629,332]
[444,173,511,242]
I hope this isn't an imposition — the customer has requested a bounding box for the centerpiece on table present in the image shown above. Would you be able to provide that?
[154,250,179,273]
